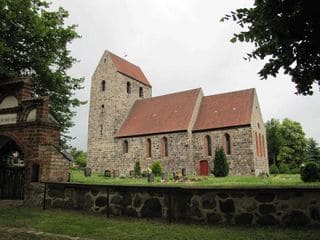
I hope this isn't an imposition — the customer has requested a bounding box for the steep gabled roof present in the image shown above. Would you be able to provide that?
[109,52,151,87]
[192,88,254,131]
[116,88,201,137]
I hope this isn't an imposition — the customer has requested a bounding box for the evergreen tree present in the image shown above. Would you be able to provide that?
[213,147,229,177]
[307,138,320,164]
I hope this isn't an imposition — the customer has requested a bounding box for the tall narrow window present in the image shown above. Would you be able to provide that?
[146,138,152,158]
[224,133,231,155]
[139,87,144,97]
[31,164,40,182]
[100,124,103,136]
[127,82,131,94]
[101,80,106,91]
[204,135,212,156]
[101,104,104,113]
[161,137,168,157]
[123,140,128,154]
[255,132,260,156]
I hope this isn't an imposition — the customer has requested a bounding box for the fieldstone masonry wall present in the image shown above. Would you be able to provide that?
[87,51,152,172]
[192,126,255,175]
[117,132,193,174]
[43,183,320,227]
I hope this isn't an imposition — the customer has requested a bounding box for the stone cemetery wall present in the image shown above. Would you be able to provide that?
[42,183,320,227]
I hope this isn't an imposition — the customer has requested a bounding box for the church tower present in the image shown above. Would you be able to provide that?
[87,50,152,172]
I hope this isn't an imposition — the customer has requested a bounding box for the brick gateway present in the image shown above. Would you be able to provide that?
[0,78,70,201]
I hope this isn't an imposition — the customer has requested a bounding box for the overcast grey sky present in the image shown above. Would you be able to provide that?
[51,0,320,150]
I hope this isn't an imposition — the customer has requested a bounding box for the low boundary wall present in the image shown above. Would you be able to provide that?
[40,182,320,226]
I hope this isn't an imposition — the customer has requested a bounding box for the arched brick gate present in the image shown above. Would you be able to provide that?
[0,78,70,200]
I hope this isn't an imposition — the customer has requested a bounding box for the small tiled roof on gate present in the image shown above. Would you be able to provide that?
[116,88,201,137]
[109,52,151,87]
[192,88,254,131]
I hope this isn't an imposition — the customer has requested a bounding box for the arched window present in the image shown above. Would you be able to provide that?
[26,108,37,122]
[139,87,144,97]
[255,132,260,156]
[204,135,212,156]
[224,133,231,155]
[123,140,128,154]
[127,82,131,94]
[0,96,18,109]
[146,138,152,158]
[161,137,168,157]
[101,80,106,92]
[31,164,40,182]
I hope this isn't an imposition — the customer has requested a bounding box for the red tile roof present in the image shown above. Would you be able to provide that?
[116,88,201,137]
[109,52,151,87]
[193,89,254,131]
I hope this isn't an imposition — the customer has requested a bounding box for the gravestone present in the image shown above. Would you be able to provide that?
[147,173,154,183]
[84,167,92,177]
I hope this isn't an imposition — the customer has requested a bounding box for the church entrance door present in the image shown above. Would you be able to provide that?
[199,160,208,176]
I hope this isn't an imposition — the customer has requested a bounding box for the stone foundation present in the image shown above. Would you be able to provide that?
[41,183,320,227]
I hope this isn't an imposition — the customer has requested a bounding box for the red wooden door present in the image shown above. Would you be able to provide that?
[199,160,209,176]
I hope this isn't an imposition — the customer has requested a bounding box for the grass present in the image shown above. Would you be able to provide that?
[0,207,320,240]
[70,170,320,187]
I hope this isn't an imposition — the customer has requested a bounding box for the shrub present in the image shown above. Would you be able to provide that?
[150,160,162,176]
[290,168,300,174]
[134,161,141,177]
[269,164,279,174]
[300,162,320,182]
[213,147,229,177]
[278,163,290,174]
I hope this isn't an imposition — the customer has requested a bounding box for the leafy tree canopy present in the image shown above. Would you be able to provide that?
[266,118,308,167]
[222,0,320,95]
[0,0,85,147]
[70,148,87,168]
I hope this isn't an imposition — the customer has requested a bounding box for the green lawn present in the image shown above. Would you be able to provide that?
[70,170,320,187]
[0,207,319,240]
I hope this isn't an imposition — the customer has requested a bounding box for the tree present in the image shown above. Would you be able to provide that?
[266,118,308,167]
[265,118,281,165]
[0,0,85,147]
[277,118,307,166]
[221,0,320,95]
[134,161,141,177]
[213,147,229,177]
[70,148,87,168]
[306,138,320,164]
[150,160,162,176]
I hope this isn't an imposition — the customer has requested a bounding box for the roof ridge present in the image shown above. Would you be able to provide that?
[205,88,254,98]
[135,88,202,103]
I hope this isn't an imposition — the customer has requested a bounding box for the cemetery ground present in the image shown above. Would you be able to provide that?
[70,169,320,187]
[0,207,320,240]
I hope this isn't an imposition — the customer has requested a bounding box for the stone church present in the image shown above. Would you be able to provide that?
[87,50,269,176]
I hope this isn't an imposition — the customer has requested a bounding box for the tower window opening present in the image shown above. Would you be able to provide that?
[127,82,131,94]
[139,87,144,97]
